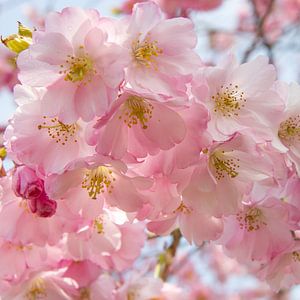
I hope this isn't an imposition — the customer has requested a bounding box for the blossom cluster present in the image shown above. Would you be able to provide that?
[1,1,300,299]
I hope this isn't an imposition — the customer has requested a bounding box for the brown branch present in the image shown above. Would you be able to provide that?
[242,0,275,63]
[156,229,182,281]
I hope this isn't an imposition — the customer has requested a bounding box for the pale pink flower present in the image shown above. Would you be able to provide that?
[182,134,275,221]
[89,91,186,159]
[122,1,202,96]
[116,272,163,300]
[257,242,300,291]
[5,87,94,175]
[0,176,76,246]
[146,172,223,246]
[45,155,153,213]
[272,82,300,175]
[63,260,101,288]
[218,197,298,263]
[1,271,78,300]
[80,273,116,300]
[67,210,145,271]
[192,56,284,141]
[17,7,127,122]
[0,240,47,283]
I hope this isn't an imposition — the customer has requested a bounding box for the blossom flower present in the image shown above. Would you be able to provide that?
[192,56,284,141]
[272,82,300,175]
[218,197,299,263]
[17,7,128,122]
[67,210,145,271]
[89,91,187,159]
[258,242,300,291]
[5,85,94,175]
[121,1,202,96]
[45,155,153,213]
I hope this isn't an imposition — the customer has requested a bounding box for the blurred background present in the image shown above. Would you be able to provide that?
[0,0,300,299]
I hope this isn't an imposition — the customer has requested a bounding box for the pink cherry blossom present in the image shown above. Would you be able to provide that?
[122,1,202,96]
[218,196,299,263]
[5,86,94,175]
[45,155,152,213]
[17,7,128,122]
[89,91,187,159]
[192,56,284,141]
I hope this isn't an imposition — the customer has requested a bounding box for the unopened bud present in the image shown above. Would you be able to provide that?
[31,191,57,218]
[12,166,44,199]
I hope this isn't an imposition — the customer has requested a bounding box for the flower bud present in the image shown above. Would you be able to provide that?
[28,191,57,218]
[1,22,32,54]
[12,166,44,199]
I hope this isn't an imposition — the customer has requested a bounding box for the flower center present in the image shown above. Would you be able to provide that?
[59,46,96,84]
[93,217,104,234]
[292,251,300,262]
[174,201,192,214]
[237,207,266,232]
[278,115,300,146]
[132,34,163,68]
[26,278,46,300]
[212,84,246,117]
[79,287,91,300]
[119,95,154,129]
[210,151,239,180]
[82,166,115,199]
[38,117,78,145]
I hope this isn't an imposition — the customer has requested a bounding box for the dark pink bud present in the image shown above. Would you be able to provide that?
[33,191,57,218]
[12,166,44,199]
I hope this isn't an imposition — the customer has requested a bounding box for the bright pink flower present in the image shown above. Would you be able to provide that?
[89,91,186,159]
[192,56,284,141]
[5,86,94,175]
[28,190,57,218]
[17,7,127,122]
[12,166,44,200]
[122,1,201,96]
[218,197,298,263]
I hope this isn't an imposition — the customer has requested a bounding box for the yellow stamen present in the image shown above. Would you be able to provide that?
[210,150,239,180]
[59,46,96,84]
[237,207,267,232]
[93,217,104,234]
[82,166,115,199]
[278,115,300,146]
[119,95,154,129]
[132,34,162,69]
[213,83,246,117]
[173,201,192,214]
[38,117,78,145]
[26,278,47,300]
